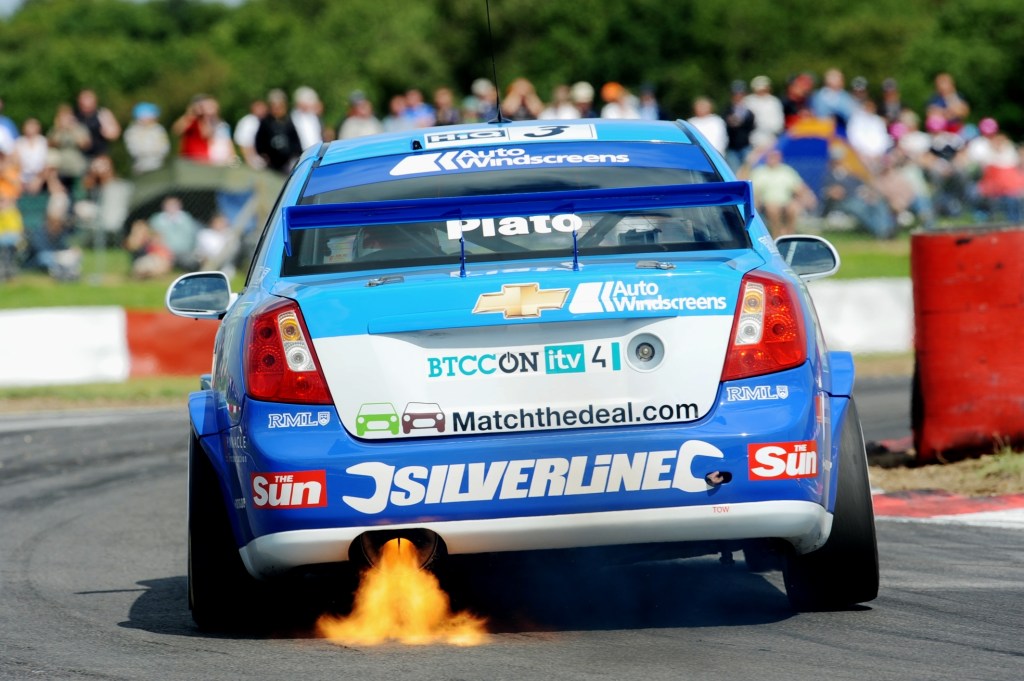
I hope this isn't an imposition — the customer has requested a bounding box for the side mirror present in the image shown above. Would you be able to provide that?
[165,271,233,319]
[775,234,841,280]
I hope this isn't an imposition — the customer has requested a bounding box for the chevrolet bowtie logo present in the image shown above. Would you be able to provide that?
[473,283,569,319]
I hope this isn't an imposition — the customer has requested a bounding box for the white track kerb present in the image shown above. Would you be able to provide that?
[0,278,912,387]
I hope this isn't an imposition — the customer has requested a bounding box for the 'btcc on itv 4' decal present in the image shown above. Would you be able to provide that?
[426,342,622,379]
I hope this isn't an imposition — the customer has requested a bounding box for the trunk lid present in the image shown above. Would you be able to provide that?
[281,250,761,439]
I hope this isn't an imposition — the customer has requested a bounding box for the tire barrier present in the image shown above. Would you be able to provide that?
[911,225,1024,461]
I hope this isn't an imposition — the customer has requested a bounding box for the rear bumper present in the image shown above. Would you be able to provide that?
[239,499,831,578]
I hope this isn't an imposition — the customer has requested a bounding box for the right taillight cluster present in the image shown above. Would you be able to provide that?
[721,271,807,381]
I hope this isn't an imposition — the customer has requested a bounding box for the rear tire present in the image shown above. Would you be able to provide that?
[188,431,262,631]
[783,399,879,611]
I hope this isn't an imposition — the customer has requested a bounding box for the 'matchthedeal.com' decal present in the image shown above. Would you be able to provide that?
[352,399,700,439]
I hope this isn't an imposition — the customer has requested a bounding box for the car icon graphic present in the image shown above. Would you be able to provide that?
[402,402,445,434]
[355,402,399,436]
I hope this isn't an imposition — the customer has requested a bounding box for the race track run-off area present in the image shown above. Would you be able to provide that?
[0,403,1021,681]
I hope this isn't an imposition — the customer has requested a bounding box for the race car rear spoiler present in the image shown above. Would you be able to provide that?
[282,180,754,259]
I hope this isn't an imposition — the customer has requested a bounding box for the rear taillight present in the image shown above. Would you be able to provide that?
[244,298,332,404]
[721,272,807,381]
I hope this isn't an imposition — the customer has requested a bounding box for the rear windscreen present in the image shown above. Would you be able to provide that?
[283,159,748,276]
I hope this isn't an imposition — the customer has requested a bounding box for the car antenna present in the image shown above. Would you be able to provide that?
[485,0,506,124]
[459,235,467,278]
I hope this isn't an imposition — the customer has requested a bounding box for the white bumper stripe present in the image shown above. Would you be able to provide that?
[239,500,831,578]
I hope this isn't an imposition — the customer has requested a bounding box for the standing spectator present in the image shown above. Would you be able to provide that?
[967,119,1024,223]
[637,84,667,121]
[0,146,23,280]
[540,84,578,120]
[879,78,903,130]
[338,91,383,139]
[687,96,728,155]
[471,78,500,122]
[926,72,970,133]
[205,97,236,166]
[0,119,13,159]
[75,155,132,242]
[925,113,968,216]
[501,78,543,121]
[403,88,436,128]
[0,97,18,142]
[14,118,49,192]
[173,94,215,163]
[850,76,870,106]
[810,68,858,132]
[174,94,234,166]
[599,82,640,120]
[255,89,303,174]
[846,100,892,171]
[894,109,932,162]
[123,102,169,174]
[73,89,121,161]
[743,147,817,237]
[781,72,815,128]
[724,80,756,171]
[149,195,201,270]
[744,75,785,149]
[234,99,267,169]
[570,81,597,118]
[433,87,462,126]
[24,171,81,281]
[291,86,323,150]
[381,94,412,133]
[47,103,90,196]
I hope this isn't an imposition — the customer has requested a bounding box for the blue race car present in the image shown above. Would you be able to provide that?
[168,119,877,629]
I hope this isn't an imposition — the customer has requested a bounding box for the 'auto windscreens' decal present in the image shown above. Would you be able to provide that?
[302,142,716,198]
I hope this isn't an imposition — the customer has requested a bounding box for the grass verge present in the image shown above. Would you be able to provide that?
[0,248,245,310]
[870,445,1024,497]
[0,376,198,413]
[1,231,908,311]
[822,229,911,279]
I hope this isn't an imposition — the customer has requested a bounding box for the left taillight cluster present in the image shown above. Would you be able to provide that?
[721,271,807,381]
[244,298,332,404]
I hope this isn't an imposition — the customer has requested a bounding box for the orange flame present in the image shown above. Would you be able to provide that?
[317,538,488,646]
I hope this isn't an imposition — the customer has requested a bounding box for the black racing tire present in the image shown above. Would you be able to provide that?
[188,430,262,631]
[783,399,879,611]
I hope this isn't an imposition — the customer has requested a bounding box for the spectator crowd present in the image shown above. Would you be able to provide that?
[1,69,1022,282]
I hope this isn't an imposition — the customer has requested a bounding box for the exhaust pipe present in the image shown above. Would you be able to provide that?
[353,529,443,568]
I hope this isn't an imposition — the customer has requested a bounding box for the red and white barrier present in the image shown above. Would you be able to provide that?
[0,308,217,387]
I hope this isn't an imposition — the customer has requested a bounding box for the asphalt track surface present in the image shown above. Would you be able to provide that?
[1,376,1022,680]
